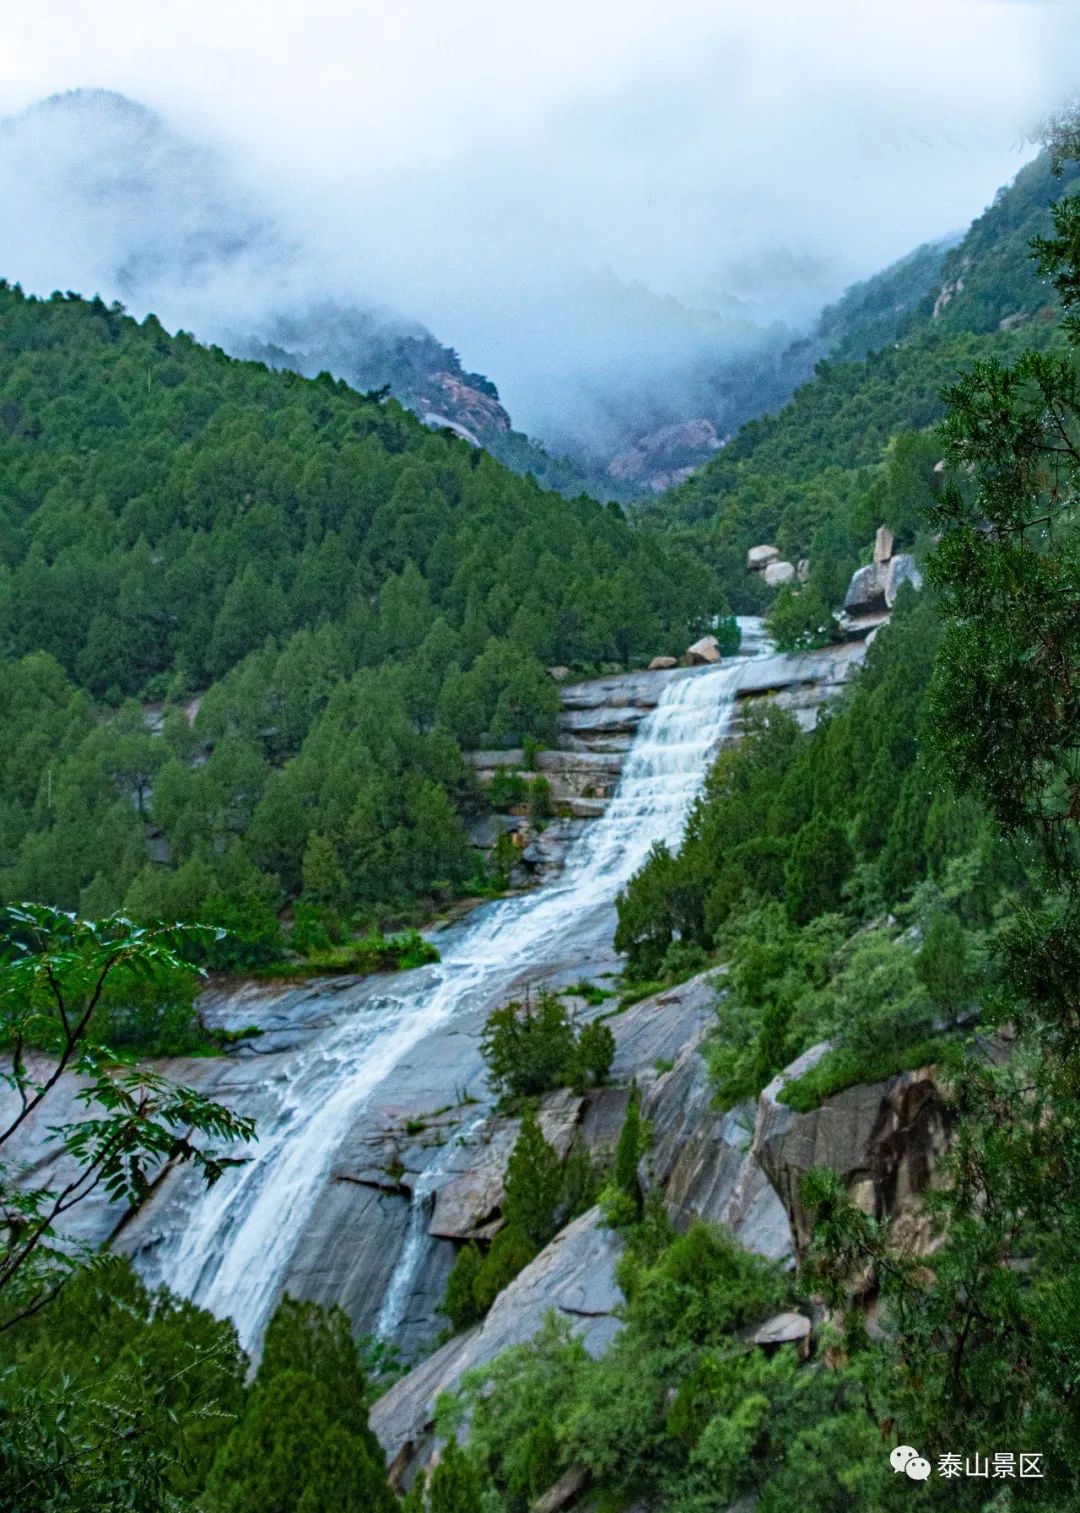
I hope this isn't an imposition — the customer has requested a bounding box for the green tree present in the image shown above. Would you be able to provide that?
[207,1296,393,1513]
[784,816,854,925]
[575,1018,615,1089]
[914,910,970,1014]
[442,1242,485,1333]
[613,1081,644,1219]
[503,1109,562,1248]
[428,1436,485,1513]
[480,990,577,1101]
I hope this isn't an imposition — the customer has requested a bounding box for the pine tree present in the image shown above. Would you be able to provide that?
[503,1108,561,1247]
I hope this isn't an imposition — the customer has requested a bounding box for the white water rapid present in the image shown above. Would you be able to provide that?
[156,651,750,1350]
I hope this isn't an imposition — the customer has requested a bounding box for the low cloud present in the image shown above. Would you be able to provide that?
[1,1,1077,448]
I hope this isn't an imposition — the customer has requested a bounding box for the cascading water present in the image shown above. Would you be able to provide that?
[155,648,752,1350]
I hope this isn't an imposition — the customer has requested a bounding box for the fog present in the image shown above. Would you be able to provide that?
[1,2,1078,454]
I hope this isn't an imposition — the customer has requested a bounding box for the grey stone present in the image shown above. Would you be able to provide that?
[843,562,887,613]
[370,1209,623,1472]
[762,560,796,587]
[747,545,780,571]
[685,635,721,665]
[874,525,895,564]
[884,553,923,607]
[430,1091,583,1241]
[751,1045,950,1265]
[749,1310,812,1349]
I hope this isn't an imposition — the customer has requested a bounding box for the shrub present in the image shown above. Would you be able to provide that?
[480,990,577,1099]
[442,1243,485,1333]
[574,1019,616,1090]
[472,1224,538,1316]
[503,1109,562,1247]
[481,989,616,1102]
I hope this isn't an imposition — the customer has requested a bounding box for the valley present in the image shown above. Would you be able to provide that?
[2,89,1080,1511]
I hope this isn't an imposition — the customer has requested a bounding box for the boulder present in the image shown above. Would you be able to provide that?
[749,1310,812,1357]
[763,560,796,588]
[747,544,780,572]
[685,636,721,665]
[843,562,887,614]
[883,553,923,607]
[873,525,895,564]
[532,1466,590,1513]
[648,655,679,670]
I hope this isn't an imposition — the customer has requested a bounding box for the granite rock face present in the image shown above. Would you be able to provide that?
[644,1027,792,1261]
[370,1207,623,1479]
[751,1044,951,1265]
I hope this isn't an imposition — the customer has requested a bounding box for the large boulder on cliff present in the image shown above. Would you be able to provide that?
[750,1044,951,1265]
[747,544,780,572]
[843,562,887,614]
[883,553,923,607]
[763,560,796,588]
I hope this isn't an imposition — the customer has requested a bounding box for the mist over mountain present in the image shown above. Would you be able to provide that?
[0,88,842,493]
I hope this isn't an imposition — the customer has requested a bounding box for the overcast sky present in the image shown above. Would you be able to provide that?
[2,2,1079,435]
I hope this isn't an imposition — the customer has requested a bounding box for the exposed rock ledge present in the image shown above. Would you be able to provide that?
[751,1044,951,1265]
[373,1026,953,1481]
[371,1207,622,1483]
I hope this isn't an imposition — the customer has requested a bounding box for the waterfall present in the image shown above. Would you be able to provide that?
[153,649,751,1351]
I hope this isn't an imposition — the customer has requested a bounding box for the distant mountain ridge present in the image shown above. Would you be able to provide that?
[0,86,1022,505]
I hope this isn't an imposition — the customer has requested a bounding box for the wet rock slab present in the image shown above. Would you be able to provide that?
[371,1207,622,1474]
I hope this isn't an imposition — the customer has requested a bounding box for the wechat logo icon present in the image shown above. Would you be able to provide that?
[891,1445,932,1481]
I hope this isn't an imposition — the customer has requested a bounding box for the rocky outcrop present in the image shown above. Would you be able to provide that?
[873,525,894,564]
[430,1090,583,1241]
[643,1025,791,1261]
[747,545,780,572]
[751,1044,951,1266]
[371,1207,623,1478]
[607,419,722,491]
[648,655,679,671]
[884,553,922,607]
[840,528,923,639]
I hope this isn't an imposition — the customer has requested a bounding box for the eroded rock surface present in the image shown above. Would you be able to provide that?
[751,1045,951,1263]
[371,1207,623,1477]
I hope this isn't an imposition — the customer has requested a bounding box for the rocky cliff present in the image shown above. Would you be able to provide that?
[370,1011,953,1484]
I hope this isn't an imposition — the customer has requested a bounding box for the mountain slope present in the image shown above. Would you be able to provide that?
[648,148,1080,610]
[0,284,716,941]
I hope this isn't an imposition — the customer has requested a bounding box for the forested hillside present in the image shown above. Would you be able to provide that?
[650,151,1080,618]
[0,285,716,955]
